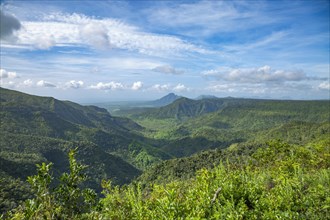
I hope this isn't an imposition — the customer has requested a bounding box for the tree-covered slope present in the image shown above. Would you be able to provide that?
[6,140,330,219]
[1,87,329,216]
[131,98,329,158]
[132,97,228,120]
[0,87,170,170]
[0,87,170,212]
[0,131,142,213]
[0,87,142,136]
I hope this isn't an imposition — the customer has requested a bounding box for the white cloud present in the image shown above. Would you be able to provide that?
[318,81,330,90]
[151,84,170,92]
[80,22,111,49]
[207,81,320,97]
[103,58,161,70]
[5,12,206,55]
[131,81,143,90]
[0,68,18,79]
[36,80,56,87]
[65,80,84,89]
[16,21,80,50]
[150,83,189,92]
[90,81,124,90]
[152,65,184,75]
[22,79,33,87]
[202,65,320,84]
[173,83,189,92]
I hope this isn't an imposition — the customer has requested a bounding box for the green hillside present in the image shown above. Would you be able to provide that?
[1,87,329,216]
[130,98,329,157]
[0,87,169,212]
[0,87,170,170]
[5,140,330,219]
[0,87,142,136]
[132,97,227,120]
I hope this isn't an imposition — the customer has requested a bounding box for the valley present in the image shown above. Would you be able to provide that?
[0,87,329,218]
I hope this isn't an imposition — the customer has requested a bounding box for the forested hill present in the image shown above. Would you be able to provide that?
[130,96,329,158]
[0,87,168,212]
[1,87,329,215]
[0,87,170,167]
[0,87,142,135]
[131,97,227,120]
[127,96,330,122]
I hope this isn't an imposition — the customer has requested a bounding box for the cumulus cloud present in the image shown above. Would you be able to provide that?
[150,83,189,92]
[22,79,33,87]
[207,81,319,97]
[0,10,21,40]
[80,22,111,49]
[0,68,18,79]
[202,65,320,84]
[37,80,56,87]
[90,81,124,90]
[131,81,143,90]
[65,80,84,89]
[173,83,189,92]
[152,65,184,75]
[151,84,170,92]
[318,81,330,90]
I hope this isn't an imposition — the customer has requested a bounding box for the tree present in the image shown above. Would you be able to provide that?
[8,148,97,219]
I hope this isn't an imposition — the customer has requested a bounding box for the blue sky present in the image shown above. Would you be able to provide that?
[0,0,329,102]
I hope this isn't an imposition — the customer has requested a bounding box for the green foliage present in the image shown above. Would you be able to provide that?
[4,141,329,219]
[130,97,226,121]
[97,141,330,219]
[0,174,32,214]
[132,98,329,158]
[6,149,97,219]
[22,162,54,219]
[0,88,149,211]
[55,149,97,216]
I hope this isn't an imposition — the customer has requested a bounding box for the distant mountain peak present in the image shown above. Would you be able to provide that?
[162,93,179,99]
[149,93,182,107]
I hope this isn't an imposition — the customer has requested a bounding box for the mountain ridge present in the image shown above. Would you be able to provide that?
[147,92,181,107]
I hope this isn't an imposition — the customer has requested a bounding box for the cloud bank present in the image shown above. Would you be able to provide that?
[202,65,324,84]
[89,82,124,90]
[0,68,18,79]
[3,12,206,56]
